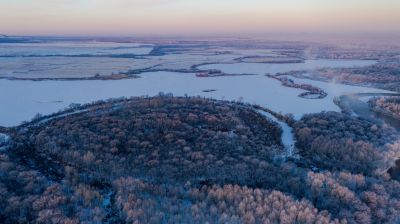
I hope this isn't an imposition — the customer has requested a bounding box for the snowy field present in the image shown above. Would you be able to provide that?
[0,41,153,56]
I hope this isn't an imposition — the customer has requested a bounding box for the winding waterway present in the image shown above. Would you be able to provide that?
[258,110,296,158]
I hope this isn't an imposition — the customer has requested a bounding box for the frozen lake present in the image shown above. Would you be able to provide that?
[0,59,389,127]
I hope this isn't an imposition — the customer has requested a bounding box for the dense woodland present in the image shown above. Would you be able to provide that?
[312,62,400,92]
[294,111,398,174]
[1,96,400,223]
[369,96,400,119]
[279,59,400,92]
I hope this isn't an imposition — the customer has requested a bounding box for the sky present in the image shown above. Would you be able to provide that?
[0,0,399,36]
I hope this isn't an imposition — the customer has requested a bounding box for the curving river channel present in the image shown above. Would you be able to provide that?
[257,110,296,158]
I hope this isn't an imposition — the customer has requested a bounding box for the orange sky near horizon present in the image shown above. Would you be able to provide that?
[0,0,399,36]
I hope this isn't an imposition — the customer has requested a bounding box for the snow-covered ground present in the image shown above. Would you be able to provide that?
[0,57,158,79]
[200,59,376,75]
[0,41,153,57]
[0,49,241,79]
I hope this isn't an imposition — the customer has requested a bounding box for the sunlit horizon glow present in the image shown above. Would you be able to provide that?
[0,0,399,36]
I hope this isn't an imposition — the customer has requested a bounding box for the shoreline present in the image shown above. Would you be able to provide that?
[336,93,400,130]
[265,73,328,99]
